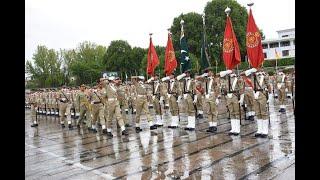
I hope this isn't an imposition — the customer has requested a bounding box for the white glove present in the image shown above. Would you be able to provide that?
[177,95,182,102]
[160,96,164,102]
[193,95,198,104]
[183,94,188,99]
[215,98,219,105]
[285,88,288,92]
[239,94,244,105]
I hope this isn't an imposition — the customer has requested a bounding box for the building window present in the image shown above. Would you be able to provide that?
[263,53,267,58]
[269,42,279,48]
[282,50,289,56]
[262,44,268,49]
[282,35,289,38]
[280,41,290,47]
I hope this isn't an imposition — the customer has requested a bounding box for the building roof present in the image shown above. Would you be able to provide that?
[276,28,295,33]
[262,37,295,44]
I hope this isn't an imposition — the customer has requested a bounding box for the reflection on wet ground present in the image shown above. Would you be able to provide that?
[25,98,294,179]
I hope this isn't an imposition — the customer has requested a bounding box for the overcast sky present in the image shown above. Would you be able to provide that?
[25,0,295,62]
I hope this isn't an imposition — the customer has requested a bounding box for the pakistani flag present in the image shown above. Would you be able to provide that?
[180,19,191,73]
[200,20,210,72]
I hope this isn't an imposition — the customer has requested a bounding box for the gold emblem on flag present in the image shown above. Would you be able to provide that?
[223,38,234,53]
[246,32,260,48]
[168,51,175,62]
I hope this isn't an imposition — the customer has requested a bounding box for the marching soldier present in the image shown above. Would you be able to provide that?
[177,70,196,131]
[201,68,220,133]
[129,77,137,114]
[162,72,181,128]
[57,86,73,129]
[134,76,157,132]
[147,74,164,127]
[75,84,90,128]
[241,69,256,121]
[104,77,129,136]
[88,81,105,133]
[249,69,271,138]
[116,79,131,127]
[194,79,205,119]
[219,69,244,136]
[276,70,288,113]
[30,92,39,127]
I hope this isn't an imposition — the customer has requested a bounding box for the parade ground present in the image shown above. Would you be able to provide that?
[25,97,295,179]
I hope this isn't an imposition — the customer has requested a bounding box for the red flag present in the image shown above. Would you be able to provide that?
[164,33,177,76]
[147,37,159,76]
[246,8,264,68]
[223,16,241,70]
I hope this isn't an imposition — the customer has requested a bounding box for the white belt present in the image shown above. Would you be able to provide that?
[245,87,253,90]
[108,98,117,101]
[137,95,146,97]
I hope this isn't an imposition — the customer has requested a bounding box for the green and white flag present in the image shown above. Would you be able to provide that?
[180,19,191,73]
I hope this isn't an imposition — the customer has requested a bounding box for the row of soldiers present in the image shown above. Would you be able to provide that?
[25,68,294,138]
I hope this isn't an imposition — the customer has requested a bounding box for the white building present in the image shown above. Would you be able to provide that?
[262,28,295,60]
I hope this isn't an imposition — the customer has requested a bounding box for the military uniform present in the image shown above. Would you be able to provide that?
[166,75,181,128]
[88,87,105,133]
[151,79,164,127]
[117,84,130,126]
[220,70,244,136]
[242,70,256,121]
[104,78,128,136]
[134,77,157,132]
[58,88,73,129]
[178,72,196,131]
[252,70,271,138]
[202,72,220,133]
[276,71,288,112]
[75,86,90,128]
[30,93,38,127]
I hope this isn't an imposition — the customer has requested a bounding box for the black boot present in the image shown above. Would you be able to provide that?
[197,114,203,119]
[135,127,142,133]
[150,125,157,130]
[206,127,214,133]
[106,131,113,137]
[102,129,108,134]
[68,124,73,129]
[122,129,129,136]
[249,116,255,121]
[61,124,65,128]
[260,134,268,138]
[255,133,262,137]
[125,123,131,127]
[31,124,38,127]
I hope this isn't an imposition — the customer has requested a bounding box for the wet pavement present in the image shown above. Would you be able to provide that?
[25,97,295,179]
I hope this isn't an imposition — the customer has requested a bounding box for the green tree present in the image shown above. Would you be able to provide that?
[103,40,132,78]
[129,47,147,76]
[204,0,248,64]
[68,41,107,85]
[26,45,64,88]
